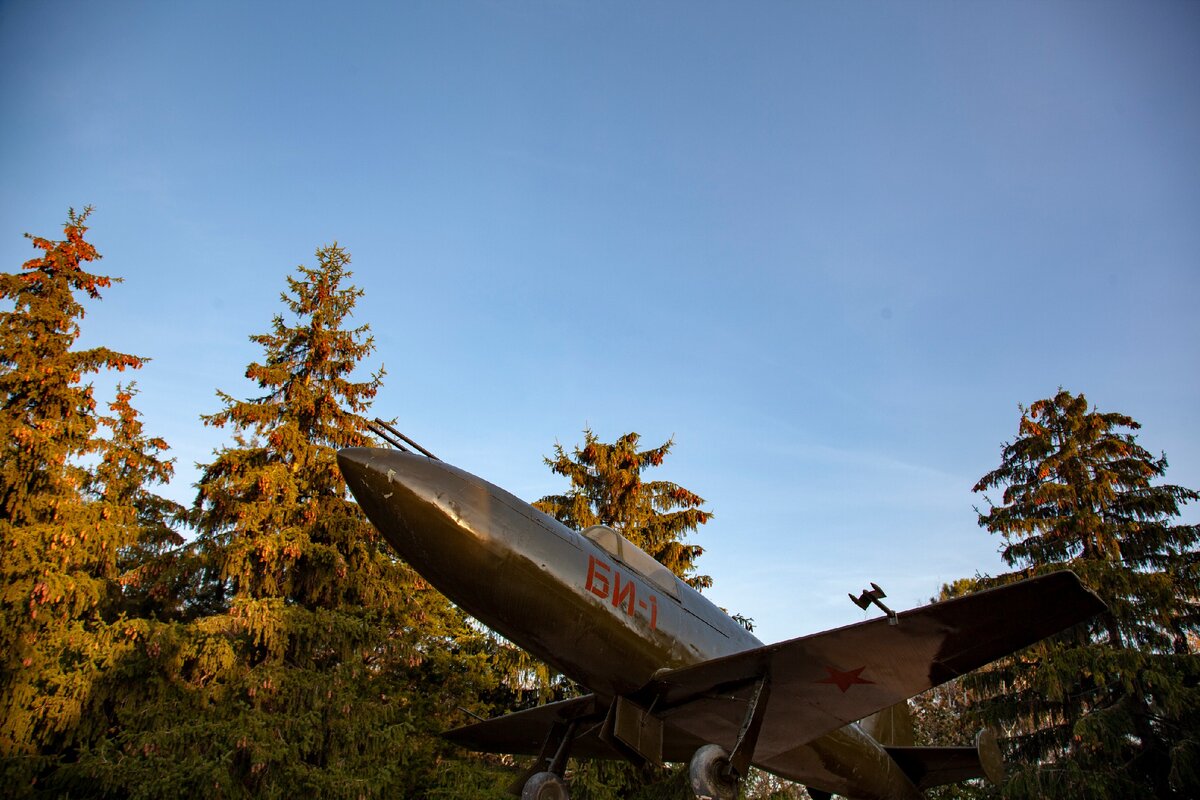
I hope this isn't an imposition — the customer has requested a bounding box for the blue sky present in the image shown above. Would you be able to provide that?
[3,1,1198,644]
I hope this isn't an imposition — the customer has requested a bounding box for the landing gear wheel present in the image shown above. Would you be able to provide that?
[522,771,569,800]
[689,744,738,800]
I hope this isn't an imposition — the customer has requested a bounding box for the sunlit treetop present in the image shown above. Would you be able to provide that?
[976,389,1196,567]
[0,207,143,524]
[535,429,713,590]
[194,244,394,605]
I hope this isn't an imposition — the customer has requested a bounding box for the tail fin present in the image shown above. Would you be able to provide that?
[859,701,915,747]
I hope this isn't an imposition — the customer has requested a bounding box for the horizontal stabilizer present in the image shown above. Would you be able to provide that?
[444,695,619,759]
[885,745,984,789]
[887,728,1004,789]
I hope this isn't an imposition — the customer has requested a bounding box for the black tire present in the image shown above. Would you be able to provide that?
[522,771,569,800]
[689,744,738,800]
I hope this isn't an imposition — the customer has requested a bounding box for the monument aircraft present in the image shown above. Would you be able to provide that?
[337,440,1105,800]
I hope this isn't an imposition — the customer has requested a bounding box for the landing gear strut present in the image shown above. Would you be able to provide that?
[689,674,772,800]
[689,744,738,800]
[514,720,577,799]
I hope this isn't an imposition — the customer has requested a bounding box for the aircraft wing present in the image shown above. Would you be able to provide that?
[633,570,1105,765]
[444,572,1103,774]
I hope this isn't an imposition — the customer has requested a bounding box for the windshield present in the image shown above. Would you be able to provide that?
[581,525,680,599]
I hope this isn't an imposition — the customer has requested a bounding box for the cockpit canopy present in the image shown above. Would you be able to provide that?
[581,525,680,599]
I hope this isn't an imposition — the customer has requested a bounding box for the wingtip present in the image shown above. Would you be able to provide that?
[1042,569,1109,616]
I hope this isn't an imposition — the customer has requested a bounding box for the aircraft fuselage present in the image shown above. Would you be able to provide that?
[339,447,759,692]
[338,447,922,799]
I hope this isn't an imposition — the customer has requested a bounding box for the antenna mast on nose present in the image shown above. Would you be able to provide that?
[368,418,441,461]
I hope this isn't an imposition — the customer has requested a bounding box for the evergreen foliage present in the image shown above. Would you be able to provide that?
[964,389,1200,799]
[19,212,1200,799]
[134,243,502,798]
[0,209,182,793]
[565,758,691,800]
[95,385,188,621]
[535,429,713,590]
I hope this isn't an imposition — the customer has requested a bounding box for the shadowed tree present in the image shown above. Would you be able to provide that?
[963,389,1199,799]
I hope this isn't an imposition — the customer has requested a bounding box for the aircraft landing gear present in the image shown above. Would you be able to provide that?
[512,719,577,799]
[690,674,770,800]
[689,744,738,800]
[521,771,569,800]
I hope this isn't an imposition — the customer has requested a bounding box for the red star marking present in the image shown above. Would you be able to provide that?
[816,665,875,693]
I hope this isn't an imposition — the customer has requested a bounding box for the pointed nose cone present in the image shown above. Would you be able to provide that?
[338,444,452,501]
[336,446,417,513]
[337,447,455,556]
[335,447,376,495]
[337,446,505,571]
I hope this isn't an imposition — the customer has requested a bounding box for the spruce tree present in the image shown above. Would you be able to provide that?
[535,429,713,589]
[91,385,188,622]
[966,389,1199,799]
[164,244,499,798]
[0,209,171,791]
